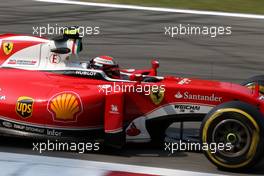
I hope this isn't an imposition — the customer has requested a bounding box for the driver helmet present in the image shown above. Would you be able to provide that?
[90,56,120,79]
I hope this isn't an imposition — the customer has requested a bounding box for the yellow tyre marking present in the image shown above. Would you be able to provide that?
[202,108,260,169]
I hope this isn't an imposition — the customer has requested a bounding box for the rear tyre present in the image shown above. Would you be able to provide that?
[200,101,264,171]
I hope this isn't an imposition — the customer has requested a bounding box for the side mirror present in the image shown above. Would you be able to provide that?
[152,60,159,69]
[150,60,159,76]
[130,74,143,82]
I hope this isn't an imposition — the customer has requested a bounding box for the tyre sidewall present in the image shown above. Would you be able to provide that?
[201,101,264,170]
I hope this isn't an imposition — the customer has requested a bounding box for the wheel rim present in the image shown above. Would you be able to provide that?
[212,119,251,158]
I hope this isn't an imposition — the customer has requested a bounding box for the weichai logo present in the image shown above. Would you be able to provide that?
[16,96,34,118]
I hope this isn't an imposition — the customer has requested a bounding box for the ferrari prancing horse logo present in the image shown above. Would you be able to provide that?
[2,42,13,55]
[150,88,165,105]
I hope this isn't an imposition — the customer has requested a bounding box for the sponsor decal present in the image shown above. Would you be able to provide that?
[7,59,16,64]
[150,88,165,105]
[259,96,264,100]
[94,57,114,65]
[47,91,83,122]
[25,125,45,134]
[124,69,135,73]
[47,129,62,136]
[0,88,6,101]
[75,71,96,76]
[174,104,200,113]
[3,120,45,134]
[49,54,61,64]
[0,95,5,100]
[16,96,34,118]
[17,60,37,65]
[178,78,191,85]
[174,91,222,102]
[13,123,25,130]
[2,121,12,128]
[175,92,183,99]
[110,104,119,114]
[126,122,141,136]
[8,59,37,65]
[146,104,214,118]
[2,42,13,55]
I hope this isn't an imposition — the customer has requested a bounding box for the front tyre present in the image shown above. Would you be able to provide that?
[200,101,264,171]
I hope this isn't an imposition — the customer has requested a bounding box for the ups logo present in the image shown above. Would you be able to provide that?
[16,96,34,118]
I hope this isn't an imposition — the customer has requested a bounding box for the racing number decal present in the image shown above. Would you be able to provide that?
[150,88,164,105]
[49,54,61,64]
[16,96,34,118]
[2,42,13,55]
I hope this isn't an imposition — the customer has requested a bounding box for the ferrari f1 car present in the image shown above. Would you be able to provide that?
[0,29,264,171]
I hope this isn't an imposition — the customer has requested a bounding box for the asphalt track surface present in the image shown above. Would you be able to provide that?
[1,0,264,175]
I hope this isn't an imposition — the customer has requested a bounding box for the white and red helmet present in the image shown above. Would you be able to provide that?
[90,56,120,79]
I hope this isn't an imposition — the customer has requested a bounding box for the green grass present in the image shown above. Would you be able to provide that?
[84,0,264,14]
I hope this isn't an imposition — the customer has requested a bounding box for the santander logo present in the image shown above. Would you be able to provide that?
[175,91,222,102]
[175,91,183,99]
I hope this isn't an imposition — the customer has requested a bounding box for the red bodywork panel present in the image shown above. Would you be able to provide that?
[0,68,263,132]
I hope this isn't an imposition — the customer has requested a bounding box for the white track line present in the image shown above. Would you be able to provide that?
[0,152,227,176]
[35,0,264,19]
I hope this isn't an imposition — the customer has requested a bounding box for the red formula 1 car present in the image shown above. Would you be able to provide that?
[0,30,264,171]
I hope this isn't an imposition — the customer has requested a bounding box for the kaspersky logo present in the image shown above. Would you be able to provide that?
[48,91,83,122]
[175,91,222,102]
[16,96,34,118]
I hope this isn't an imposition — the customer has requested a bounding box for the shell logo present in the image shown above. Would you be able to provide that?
[47,91,83,122]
